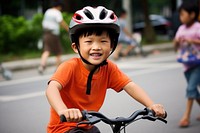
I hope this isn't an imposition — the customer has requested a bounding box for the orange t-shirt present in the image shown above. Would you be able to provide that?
[47,58,131,133]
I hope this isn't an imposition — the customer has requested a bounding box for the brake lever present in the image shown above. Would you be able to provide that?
[85,115,101,125]
[142,115,167,123]
[157,117,167,123]
[142,115,156,121]
[79,111,101,125]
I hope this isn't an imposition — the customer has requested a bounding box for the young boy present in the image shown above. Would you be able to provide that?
[113,9,138,60]
[46,6,166,133]
[174,1,200,128]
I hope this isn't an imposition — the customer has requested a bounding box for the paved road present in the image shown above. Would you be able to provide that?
[0,52,199,133]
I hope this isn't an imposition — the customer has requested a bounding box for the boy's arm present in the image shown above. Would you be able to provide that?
[123,82,154,107]
[173,38,180,52]
[60,20,69,32]
[123,27,133,38]
[46,81,68,115]
[123,82,165,117]
[46,80,82,121]
[184,38,200,45]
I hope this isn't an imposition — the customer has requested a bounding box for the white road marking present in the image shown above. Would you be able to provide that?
[0,91,45,102]
[118,62,181,69]
[128,65,180,77]
[0,54,181,102]
[0,74,51,88]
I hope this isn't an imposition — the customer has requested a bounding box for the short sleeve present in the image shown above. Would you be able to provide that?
[196,25,200,39]
[107,61,131,92]
[55,10,63,23]
[175,25,182,40]
[120,19,126,29]
[50,61,73,88]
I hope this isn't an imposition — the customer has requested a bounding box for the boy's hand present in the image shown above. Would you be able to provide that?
[184,38,193,44]
[61,108,83,122]
[148,104,166,118]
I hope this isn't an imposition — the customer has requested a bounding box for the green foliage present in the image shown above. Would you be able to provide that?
[0,12,73,61]
[29,13,43,41]
[0,14,43,55]
[60,12,73,53]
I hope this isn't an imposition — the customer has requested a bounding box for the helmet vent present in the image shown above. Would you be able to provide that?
[99,9,107,20]
[110,13,115,20]
[74,13,82,20]
[84,9,94,20]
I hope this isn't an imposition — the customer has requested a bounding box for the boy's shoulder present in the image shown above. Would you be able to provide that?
[60,58,118,71]
[106,59,115,65]
[104,59,119,70]
[193,22,200,28]
[59,58,81,69]
[179,22,200,29]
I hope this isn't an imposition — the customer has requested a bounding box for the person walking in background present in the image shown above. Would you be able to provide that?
[174,1,200,128]
[38,0,69,74]
[113,9,138,60]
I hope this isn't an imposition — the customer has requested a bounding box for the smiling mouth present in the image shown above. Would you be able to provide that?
[90,53,102,57]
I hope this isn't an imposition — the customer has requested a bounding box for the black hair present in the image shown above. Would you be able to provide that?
[73,28,116,48]
[119,9,127,16]
[178,1,199,21]
[52,0,64,7]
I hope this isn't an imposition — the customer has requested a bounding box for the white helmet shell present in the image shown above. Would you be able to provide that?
[69,6,120,37]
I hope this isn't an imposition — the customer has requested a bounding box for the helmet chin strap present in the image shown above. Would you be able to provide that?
[76,44,108,95]
[86,60,107,95]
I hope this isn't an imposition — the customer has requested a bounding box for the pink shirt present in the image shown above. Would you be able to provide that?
[175,22,200,71]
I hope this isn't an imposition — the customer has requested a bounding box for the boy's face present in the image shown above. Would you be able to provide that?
[179,9,195,25]
[121,13,127,19]
[76,31,112,66]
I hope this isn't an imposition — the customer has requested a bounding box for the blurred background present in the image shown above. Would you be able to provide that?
[1,0,199,62]
[0,1,200,133]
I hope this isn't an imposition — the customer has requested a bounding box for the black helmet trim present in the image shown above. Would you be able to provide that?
[69,23,120,38]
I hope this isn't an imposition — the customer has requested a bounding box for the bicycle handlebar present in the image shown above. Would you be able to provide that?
[60,108,167,125]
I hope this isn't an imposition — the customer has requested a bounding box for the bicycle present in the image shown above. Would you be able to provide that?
[118,33,147,58]
[60,108,167,133]
[132,32,146,57]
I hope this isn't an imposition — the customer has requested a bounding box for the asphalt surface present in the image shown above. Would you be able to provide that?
[0,51,200,133]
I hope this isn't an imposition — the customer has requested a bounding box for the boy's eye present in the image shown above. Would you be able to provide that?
[101,40,108,43]
[85,40,92,43]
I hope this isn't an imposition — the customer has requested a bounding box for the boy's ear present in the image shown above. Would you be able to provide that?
[71,43,78,53]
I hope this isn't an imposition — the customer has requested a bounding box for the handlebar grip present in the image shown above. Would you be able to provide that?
[144,108,167,123]
[60,115,67,122]
[163,111,167,119]
[60,111,87,123]
[147,108,167,119]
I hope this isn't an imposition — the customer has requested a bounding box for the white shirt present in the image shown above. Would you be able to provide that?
[118,18,126,41]
[42,8,63,35]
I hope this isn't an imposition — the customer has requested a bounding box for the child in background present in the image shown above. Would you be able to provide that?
[174,1,200,127]
[46,6,166,133]
[113,9,138,60]
[38,1,69,74]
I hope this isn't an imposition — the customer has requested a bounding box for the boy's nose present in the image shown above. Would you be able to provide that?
[92,43,101,50]
[92,47,101,50]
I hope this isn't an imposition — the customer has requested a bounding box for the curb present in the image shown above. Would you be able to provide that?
[2,43,173,71]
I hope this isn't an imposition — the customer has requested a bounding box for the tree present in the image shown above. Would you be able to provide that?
[141,0,156,43]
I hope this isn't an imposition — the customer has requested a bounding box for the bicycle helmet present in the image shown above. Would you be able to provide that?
[69,6,120,95]
[69,6,120,56]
